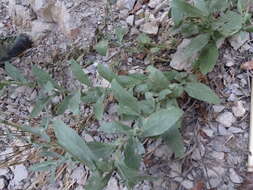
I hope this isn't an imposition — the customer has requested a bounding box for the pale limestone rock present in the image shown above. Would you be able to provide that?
[126,15,134,26]
[148,0,162,9]
[140,22,159,34]
[216,111,236,127]
[229,31,249,50]
[232,101,246,118]
[170,39,195,71]
[116,0,136,10]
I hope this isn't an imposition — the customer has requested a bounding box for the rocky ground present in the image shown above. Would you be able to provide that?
[0,0,253,189]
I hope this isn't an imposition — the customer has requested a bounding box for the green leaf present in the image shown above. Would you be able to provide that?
[97,64,117,82]
[30,96,51,117]
[171,0,184,26]
[172,0,207,18]
[111,79,140,114]
[185,82,220,104]
[193,0,208,13]
[207,0,229,13]
[52,120,96,169]
[87,142,116,159]
[81,87,104,104]
[142,107,183,137]
[137,34,151,44]
[198,41,219,74]
[93,95,104,120]
[95,40,108,56]
[5,62,27,83]
[212,11,243,37]
[147,66,168,92]
[56,95,71,115]
[29,161,57,172]
[162,121,184,158]
[115,27,128,42]
[138,99,155,115]
[85,172,112,190]
[21,125,50,142]
[43,81,54,93]
[116,161,146,189]
[70,60,92,86]
[183,33,210,58]
[99,121,131,135]
[244,25,253,32]
[117,75,144,88]
[124,138,141,170]
[32,66,51,86]
[68,90,81,115]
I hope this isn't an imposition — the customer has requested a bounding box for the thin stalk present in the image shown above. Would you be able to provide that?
[248,77,253,171]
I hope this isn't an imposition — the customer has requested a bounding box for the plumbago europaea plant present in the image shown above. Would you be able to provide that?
[171,0,253,74]
[0,60,220,189]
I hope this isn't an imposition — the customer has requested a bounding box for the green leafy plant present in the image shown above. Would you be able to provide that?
[171,0,253,74]
[1,60,220,189]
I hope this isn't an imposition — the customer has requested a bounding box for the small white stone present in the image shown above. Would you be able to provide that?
[216,112,236,127]
[170,39,195,71]
[181,180,194,189]
[116,0,136,10]
[228,127,243,133]
[71,167,86,185]
[0,178,5,189]
[135,18,145,26]
[232,101,246,117]
[148,0,162,8]
[202,128,214,137]
[229,168,243,183]
[126,15,134,26]
[229,31,250,50]
[226,61,235,67]
[0,23,4,28]
[11,164,28,185]
[213,105,225,113]
[105,177,120,190]
[140,22,159,34]
[0,168,9,176]
[211,151,225,160]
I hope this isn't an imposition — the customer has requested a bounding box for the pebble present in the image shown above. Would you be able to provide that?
[126,15,134,26]
[116,0,136,10]
[213,105,225,113]
[135,18,145,26]
[229,168,243,183]
[226,61,235,67]
[11,164,28,185]
[218,125,231,135]
[229,31,250,50]
[0,178,6,189]
[181,180,194,189]
[139,22,159,34]
[228,127,244,133]
[148,0,162,9]
[211,151,225,160]
[105,177,120,190]
[202,128,214,137]
[216,111,236,127]
[71,167,86,185]
[232,101,246,118]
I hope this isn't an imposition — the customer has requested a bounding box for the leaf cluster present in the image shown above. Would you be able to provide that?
[1,60,221,189]
[171,0,253,74]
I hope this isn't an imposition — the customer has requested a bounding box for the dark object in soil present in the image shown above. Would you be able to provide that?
[0,34,33,67]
